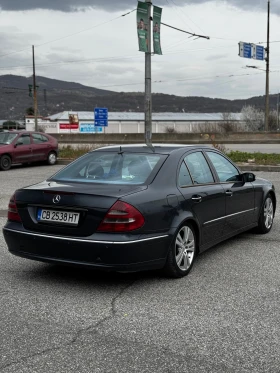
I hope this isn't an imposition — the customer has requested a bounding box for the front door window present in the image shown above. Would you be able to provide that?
[206,152,240,182]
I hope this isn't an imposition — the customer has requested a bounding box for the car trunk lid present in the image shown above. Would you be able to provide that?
[14,181,147,237]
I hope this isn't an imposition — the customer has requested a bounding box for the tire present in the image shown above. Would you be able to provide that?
[163,222,197,278]
[256,194,274,234]
[0,155,12,171]
[47,152,57,165]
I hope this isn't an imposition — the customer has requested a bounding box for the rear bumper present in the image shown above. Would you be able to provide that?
[3,225,171,272]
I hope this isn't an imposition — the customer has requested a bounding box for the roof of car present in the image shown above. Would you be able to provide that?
[93,144,212,154]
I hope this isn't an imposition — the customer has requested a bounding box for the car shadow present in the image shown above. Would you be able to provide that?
[16,262,165,288]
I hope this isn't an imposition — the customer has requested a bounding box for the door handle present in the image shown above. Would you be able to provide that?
[225,190,233,197]
[192,195,202,202]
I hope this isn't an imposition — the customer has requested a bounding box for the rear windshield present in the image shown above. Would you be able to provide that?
[0,133,18,144]
[50,151,166,185]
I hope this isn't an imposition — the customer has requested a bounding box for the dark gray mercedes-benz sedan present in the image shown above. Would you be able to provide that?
[3,144,276,278]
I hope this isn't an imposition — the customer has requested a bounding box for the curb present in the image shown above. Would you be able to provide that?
[57,159,280,172]
[57,159,73,165]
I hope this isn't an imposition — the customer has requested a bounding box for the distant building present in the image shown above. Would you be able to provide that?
[25,111,244,134]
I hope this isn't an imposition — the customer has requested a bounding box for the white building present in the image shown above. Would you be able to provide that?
[25,111,243,134]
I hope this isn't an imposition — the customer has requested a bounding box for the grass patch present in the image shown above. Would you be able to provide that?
[58,145,280,165]
[59,145,92,159]
[226,151,280,165]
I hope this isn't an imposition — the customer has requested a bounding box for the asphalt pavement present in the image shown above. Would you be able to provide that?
[0,165,279,372]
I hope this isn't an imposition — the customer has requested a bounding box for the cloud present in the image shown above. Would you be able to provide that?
[0,0,279,14]
[205,54,228,61]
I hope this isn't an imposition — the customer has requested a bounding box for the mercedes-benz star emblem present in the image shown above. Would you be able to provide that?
[53,195,61,204]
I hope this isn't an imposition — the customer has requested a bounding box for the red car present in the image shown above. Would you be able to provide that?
[0,131,58,171]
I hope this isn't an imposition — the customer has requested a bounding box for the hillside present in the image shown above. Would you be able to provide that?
[0,74,277,120]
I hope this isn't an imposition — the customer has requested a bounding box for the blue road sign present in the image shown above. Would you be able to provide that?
[239,42,265,62]
[94,120,108,127]
[243,43,252,59]
[80,123,103,133]
[255,45,265,61]
[94,108,108,127]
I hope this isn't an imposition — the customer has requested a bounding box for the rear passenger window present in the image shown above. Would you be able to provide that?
[178,162,193,187]
[32,134,48,143]
[184,152,214,184]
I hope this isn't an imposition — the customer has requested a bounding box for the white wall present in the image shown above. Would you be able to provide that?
[25,118,247,134]
[26,121,59,133]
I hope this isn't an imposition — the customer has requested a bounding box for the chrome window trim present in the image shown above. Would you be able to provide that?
[3,228,169,245]
[203,208,257,226]
[180,182,218,189]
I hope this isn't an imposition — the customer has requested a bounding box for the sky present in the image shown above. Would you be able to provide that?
[0,0,280,100]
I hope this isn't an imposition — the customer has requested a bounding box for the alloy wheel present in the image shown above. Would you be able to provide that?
[175,226,195,271]
[48,153,57,165]
[264,197,274,229]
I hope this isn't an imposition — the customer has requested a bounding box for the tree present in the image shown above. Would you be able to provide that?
[220,112,236,133]
[241,105,264,131]
[26,107,34,116]
[268,110,279,131]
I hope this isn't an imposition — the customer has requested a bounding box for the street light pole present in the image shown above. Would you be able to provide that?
[145,0,152,146]
[277,92,279,130]
[265,0,270,131]
[32,45,38,132]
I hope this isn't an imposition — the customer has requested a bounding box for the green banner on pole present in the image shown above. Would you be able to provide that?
[153,6,162,55]
[137,1,149,53]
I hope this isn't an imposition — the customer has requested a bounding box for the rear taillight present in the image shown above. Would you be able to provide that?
[97,201,145,232]
[8,194,21,222]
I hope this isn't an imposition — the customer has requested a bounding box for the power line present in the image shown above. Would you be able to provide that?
[0,9,136,60]
[0,43,239,71]
[0,54,141,70]
[171,0,206,35]
[161,22,210,40]
[257,40,280,44]
[36,9,136,48]
[165,0,194,33]
[164,36,197,52]
[0,71,266,93]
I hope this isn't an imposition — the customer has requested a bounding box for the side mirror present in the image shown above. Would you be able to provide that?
[15,141,23,147]
[243,172,256,183]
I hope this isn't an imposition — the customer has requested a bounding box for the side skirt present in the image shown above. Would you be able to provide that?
[199,223,258,253]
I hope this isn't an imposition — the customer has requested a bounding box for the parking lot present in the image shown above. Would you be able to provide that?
[0,164,279,373]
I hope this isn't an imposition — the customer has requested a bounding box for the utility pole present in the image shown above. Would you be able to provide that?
[145,0,152,146]
[265,0,270,131]
[32,45,38,131]
[44,89,47,113]
[277,92,279,130]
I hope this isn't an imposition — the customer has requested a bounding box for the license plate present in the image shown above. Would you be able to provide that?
[37,209,80,225]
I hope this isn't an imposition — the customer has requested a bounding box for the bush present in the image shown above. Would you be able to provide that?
[241,105,264,131]
[268,110,279,131]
